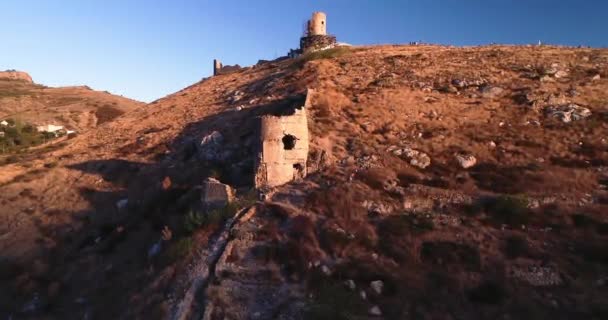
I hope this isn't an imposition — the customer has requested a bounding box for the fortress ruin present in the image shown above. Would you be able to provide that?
[300,12,337,53]
[213,59,242,76]
[254,90,312,189]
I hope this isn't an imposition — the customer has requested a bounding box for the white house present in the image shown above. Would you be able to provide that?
[0,131,5,137]
[37,124,64,133]
[0,120,8,126]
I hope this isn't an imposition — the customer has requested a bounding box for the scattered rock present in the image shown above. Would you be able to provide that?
[229,90,244,103]
[370,280,384,295]
[489,141,497,148]
[321,265,331,276]
[197,131,225,161]
[363,200,393,215]
[161,176,172,190]
[388,146,431,169]
[480,85,504,99]
[540,75,555,83]
[201,177,234,211]
[116,199,128,211]
[554,70,569,79]
[545,104,592,123]
[455,154,477,169]
[161,226,173,241]
[511,265,562,286]
[592,74,601,81]
[544,66,558,76]
[383,179,406,196]
[369,305,382,316]
[148,241,162,258]
[345,280,356,290]
[360,290,367,300]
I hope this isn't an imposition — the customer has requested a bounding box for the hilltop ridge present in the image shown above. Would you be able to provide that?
[0,72,143,134]
[1,44,608,319]
[0,70,33,83]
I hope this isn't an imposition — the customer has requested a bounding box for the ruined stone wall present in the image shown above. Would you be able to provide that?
[254,91,312,189]
[213,59,242,76]
[300,35,337,53]
[213,59,223,76]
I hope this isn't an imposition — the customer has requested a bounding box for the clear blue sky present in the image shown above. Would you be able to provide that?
[1,0,606,102]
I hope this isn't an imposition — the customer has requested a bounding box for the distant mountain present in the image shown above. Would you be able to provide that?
[0,70,33,83]
[0,71,143,132]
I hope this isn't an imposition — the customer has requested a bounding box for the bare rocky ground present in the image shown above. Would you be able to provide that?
[1,45,608,319]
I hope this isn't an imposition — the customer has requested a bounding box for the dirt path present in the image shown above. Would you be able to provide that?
[168,206,256,320]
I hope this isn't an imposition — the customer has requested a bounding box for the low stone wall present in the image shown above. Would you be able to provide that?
[300,35,337,53]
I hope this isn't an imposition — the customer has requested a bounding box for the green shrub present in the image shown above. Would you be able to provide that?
[184,210,206,233]
[0,119,56,154]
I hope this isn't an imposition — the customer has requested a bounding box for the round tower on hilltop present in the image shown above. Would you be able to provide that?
[308,12,327,36]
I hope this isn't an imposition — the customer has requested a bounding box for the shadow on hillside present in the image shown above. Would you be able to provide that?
[1,93,310,318]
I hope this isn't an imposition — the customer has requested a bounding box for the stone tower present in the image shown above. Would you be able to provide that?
[308,12,327,36]
[213,59,222,76]
[254,90,312,189]
[300,12,336,53]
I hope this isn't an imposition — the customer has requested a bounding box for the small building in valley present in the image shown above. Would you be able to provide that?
[37,124,64,133]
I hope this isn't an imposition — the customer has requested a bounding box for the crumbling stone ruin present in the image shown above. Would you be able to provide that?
[254,90,312,189]
[299,12,337,53]
[213,59,242,76]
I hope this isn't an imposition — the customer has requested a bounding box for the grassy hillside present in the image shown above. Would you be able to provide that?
[0,45,607,319]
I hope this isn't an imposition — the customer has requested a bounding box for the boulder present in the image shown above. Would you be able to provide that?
[545,104,592,123]
[369,306,382,316]
[455,154,477,169]
[345,280,356,290]
[480,85,504,99]
[402,148,431,169]
[116,199,129,211]
[370,280,384,295]
[388,146,431,169]
[201,178,234,211]
[554,70,569,79]
[197,131,225,161]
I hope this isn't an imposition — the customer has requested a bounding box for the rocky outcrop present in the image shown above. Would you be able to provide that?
[0,70,33,83]
[201,178,234,211]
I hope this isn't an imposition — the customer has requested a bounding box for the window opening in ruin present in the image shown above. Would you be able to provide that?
[293,163,304,172]
[282,134,297,150]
